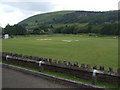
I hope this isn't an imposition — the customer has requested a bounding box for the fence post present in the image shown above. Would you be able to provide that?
[92,69,97,85]
[5,55,11,64]
[109,67,113,72]
[38,61,44,72]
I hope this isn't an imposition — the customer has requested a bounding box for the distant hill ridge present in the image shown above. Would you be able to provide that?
[18,10,118,29]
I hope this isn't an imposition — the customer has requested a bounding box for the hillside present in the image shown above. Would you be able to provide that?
[18,10,118,29]
[18,11,75,29]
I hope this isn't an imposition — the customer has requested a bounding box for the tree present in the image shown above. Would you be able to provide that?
[13,24,27,35]
[4,24,13,35]
[3,24,27,35]
[33,28,40,34]
[100,23,118,35]
[53,22,118,35]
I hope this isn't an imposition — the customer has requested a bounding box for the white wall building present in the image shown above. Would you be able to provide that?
[4,34,9,39]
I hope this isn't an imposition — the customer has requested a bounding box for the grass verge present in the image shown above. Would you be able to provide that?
[2,61,118,88]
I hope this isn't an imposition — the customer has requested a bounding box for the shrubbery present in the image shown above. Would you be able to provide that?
[3,24,27,35]
[53,22,118,35]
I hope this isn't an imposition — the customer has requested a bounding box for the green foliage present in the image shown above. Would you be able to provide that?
[32,28,40,34]
[17,10,118,36]
[32,25,53,34]
[53,22,118,35]
[19,11,75,29]
[43,71,118,88]
[3,24,27,35]
[18,10,118,30]
[100,22,118,35]
[91,25,102,33]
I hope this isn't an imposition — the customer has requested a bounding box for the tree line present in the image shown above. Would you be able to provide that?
[3,24,27,36]
[31,25,53,34]
[53,22,119,35]
[3,22,119,36]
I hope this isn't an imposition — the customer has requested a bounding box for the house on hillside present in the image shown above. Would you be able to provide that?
[27,29,33,33]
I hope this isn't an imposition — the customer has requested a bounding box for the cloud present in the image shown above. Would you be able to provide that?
[0,1,56,27]
[52,0,119,11]
[0,3,25,27]
[1,2,56,12]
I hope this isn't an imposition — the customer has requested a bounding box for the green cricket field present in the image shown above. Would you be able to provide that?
[2,34,118,71]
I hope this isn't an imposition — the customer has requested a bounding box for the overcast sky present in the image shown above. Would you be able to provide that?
[0,0,119,28]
